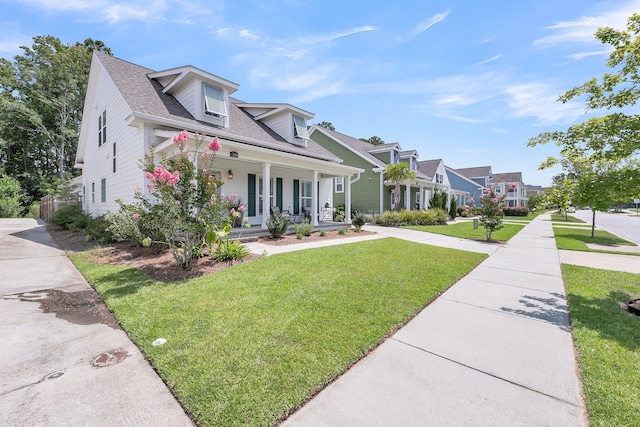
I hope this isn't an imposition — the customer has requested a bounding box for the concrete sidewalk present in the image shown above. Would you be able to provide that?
[282,214,588,426]
[0,219,193,427]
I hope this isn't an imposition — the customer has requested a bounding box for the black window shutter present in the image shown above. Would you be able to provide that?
[276,178,283,209]
[293,179,299,214]
[248,174,256,217]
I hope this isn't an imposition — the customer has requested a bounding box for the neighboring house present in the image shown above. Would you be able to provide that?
[524,184,545,196]
[492,172,526,207]
[309,126,438,214]
[454,166,493,188]
[445,166,487,207]
[416,159,466,208]
[74,52,363,229]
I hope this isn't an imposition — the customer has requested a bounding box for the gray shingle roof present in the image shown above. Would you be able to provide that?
[96,52,340,161]
[313,127,387,167]
[417,159,442,179]
[493,172,523,183]
[454,166,493,179]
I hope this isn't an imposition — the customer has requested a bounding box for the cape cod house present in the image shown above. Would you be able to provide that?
[74,52,363,229]
[309,126,449,214]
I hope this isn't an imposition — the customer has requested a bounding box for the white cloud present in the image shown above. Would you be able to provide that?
[13,0,167,23]
[435,94,480,106]
[397,11,450,43]
[239,29,260,40]
[566,49,612,61]
[504,82,586,125]
[433,114,483,123]
[534,0,640,48]
[477,54,503,65]
[272,68,334,91]
[298,26,375,44]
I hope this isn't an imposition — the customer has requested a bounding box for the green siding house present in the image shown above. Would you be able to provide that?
[309,126,441,214]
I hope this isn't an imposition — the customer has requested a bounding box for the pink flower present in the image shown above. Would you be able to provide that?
[173,130,189,144]
[238,205,245,213]
[145,171,153,180]
[210,194,217,204]
[132,213,140,219]
[229,208,236,215]
[467,197,474,203]
[511,184,517,189]
[208,136,221,152]
[230,193,237,201]
[492,198,498,203]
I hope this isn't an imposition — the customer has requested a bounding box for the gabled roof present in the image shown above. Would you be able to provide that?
[493,172,523,183]
[148,65,239,95]
[445,165,488,189]
[455,165,492,178]
[94,52,339,162]
[309,126,387,168]
[236,103,314,121]
[399,150,418,158]
[417,159,442,179]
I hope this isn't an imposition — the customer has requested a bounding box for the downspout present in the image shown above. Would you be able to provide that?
[346,171,361,224]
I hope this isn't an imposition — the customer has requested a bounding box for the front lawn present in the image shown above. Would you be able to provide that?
[553,227,637,254]
[562,265,640,426]
[551,213,585,223]
[71,238,485,426]
[405,221,524,242]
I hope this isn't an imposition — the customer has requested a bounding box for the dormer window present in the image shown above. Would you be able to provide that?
[203,83,227,117]
[293,115,309,140]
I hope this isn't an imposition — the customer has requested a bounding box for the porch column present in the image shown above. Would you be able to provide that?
[405,184,411,210]
[379,173,384,214]
[312,170,319,226]
[261,163,271,229]
[345,175,352,224]
[420,186,425,210]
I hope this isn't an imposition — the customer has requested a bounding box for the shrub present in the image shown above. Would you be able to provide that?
[457,205,470,217]
[52,205,89,230]
[294,219,313,238]
[333,204,345,222]
[352,211,366,232]
[319,230,327,237]
[267,213,289,238]
[29,202,40,218]
[85,215,114,243]
[0,175,25,218]
[449,198,457,220]
[372,209,448,226]
[502,206,530,216]
[338,228,348,235]
[429,191,448,211]
[213,239,250,265]
[479,190,505,241]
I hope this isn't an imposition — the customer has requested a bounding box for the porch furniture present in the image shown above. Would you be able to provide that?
[320,207,335,222]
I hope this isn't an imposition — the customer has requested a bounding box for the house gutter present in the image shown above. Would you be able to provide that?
[125,112,342,164]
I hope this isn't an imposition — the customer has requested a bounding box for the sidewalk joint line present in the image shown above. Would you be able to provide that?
[390,337,581,408]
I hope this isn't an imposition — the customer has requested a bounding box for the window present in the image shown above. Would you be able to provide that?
[258,178,275,215]
[435,173,443,184]
[301,181,312,210]
[293,115,309,139]
[101,178,106,203]
[416,191,421,205]
[495,185,503,194]
[203,83,227,117]
[91,182,95,204]
[98,110,106,147]
[335,177,344,193]
[112,143,117,173]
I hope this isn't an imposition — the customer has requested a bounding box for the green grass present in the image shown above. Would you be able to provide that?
[405,221,524,242]
[562,265,640,426]
[71,238,485,426]
[553,227,637,255]
[551,213,585,223]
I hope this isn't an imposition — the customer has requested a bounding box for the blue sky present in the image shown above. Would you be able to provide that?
[1,0,638,186]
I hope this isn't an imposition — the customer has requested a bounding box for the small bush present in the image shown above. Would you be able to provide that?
[0,175,25,218]
[449,198,457,220]
[213,240,250,265]
[319,230,327,237]
[338,228,348,235]
[29,202,40,218]
[267,213,289,238]
[294,219,313,238]
[502,206,530,216]
[352,211,366,232]
[372,209,448,227]
[52,205,89,230]
[85,215,114,243]
[457,205,470,217]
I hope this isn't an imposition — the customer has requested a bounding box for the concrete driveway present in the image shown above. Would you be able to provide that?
[0,219,192,426]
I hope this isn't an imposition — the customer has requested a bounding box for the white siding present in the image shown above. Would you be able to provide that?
[261,112,292,142]
[81,62,143,216]
[173,80,197,116]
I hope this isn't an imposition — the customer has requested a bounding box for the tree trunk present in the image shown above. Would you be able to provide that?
[591,209,596,238]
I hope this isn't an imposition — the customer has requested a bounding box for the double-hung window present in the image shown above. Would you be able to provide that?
[203,83,227,117]
[101,178,106,203]
[98,110,106,147]
[335,177,344,193]
[112,143,117,173]
[293,115,309,140]
[301,181,312,210]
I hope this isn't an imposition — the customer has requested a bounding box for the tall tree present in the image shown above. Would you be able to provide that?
[528,14,640,162]
[0,35,111,203]
[315,121,335,131]
[385,162,417,212]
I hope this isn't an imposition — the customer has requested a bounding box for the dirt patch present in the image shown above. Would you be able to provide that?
[46,225,372,282]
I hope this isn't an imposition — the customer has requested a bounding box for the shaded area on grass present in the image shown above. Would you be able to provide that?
[553,227,637,255]
[551,214,585,223]
[405,221,524,242]
[71,237,486,427]
[562,265,640,426]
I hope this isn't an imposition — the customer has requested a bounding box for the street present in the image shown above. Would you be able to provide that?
[570,208,640,245]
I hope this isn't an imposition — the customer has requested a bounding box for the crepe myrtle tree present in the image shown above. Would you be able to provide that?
[107,131,235,268]
[478,189,506,241]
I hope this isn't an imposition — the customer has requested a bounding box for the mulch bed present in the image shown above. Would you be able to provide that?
[47,225,373,282]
